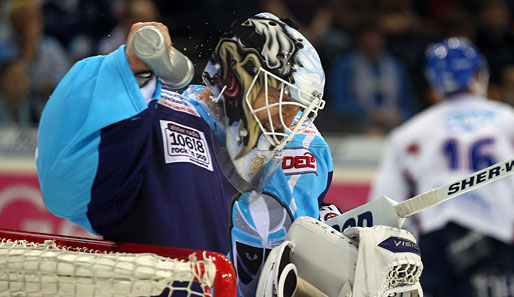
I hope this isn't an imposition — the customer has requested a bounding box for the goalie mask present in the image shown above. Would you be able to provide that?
[201,12,325,191]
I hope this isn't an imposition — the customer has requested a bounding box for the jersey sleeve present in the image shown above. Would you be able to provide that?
[36,45,148,233]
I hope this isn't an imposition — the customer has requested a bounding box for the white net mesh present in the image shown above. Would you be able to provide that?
[0,238,217,297]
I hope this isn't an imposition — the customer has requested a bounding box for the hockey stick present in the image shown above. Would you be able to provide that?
[326,157,514,231]
[296,277,328,297]
[395,157,514,217]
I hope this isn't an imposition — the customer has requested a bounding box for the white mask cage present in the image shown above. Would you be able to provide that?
[245,67,325,153]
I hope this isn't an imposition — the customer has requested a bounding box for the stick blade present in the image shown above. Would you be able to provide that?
[325,196,405,231]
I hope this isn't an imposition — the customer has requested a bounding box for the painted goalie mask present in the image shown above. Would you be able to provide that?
[201,12,325,191]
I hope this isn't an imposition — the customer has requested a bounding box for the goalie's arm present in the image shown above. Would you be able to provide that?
[37,47,148,233]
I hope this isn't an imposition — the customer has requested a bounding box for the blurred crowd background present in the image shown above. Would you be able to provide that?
[1,0,514,135]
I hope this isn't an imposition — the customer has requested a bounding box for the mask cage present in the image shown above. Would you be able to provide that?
[245,67,325,152]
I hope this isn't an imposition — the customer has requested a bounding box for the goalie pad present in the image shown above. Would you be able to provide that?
[255,241,298,297]
[285,217,356,297]
[282,217,424,297]
[344,226,424,297]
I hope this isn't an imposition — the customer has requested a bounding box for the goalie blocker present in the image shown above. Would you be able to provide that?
[257,217,423,297]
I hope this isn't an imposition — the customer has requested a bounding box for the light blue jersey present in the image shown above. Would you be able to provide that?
[37,45,333,297]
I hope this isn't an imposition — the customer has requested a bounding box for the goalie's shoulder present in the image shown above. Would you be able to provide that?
[283,132,332,177]
[289,120,329,150]
[293,117,323,138]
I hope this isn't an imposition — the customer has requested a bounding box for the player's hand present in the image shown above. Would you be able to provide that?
[125,22,172,75]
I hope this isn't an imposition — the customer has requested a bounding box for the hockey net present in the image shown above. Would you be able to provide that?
[0,229,237,297]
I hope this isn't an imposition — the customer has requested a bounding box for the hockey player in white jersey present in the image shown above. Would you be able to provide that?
[370,37,514,297]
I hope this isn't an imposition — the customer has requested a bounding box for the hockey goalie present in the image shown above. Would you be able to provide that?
[256,216,423,297]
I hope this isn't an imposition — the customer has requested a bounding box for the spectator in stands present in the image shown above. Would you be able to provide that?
[260,0,333,46]
[497,64,514,106]
[0,58,36,126]
[261,0,353,70]
[475,0,514,86]
[437,7,477,40]
[0,1,15,64]
[9,0,70,122]
[377,0,436,111]
[41,0,117,61]
[327,20,415,134]
[97,0,159,55]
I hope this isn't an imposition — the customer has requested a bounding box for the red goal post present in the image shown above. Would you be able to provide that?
[0,229,237,297]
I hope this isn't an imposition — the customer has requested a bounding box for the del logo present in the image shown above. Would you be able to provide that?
[378,236,420,255]
[282,148,317,175]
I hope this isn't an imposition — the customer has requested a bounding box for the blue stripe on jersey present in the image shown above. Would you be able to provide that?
[37,46,148,234]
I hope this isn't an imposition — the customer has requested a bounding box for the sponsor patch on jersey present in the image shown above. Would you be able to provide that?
[160,120,213,171]
[158,90,200,117]
[290,115,322,136]
[301,123,322,136]
[281,148,317,175]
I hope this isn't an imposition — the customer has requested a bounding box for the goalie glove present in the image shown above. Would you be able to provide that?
[255,241,298,297]
[344,226,423,297]
[283,217,424,297]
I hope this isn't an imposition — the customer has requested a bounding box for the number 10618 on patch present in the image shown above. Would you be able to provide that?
[160,120,213,172]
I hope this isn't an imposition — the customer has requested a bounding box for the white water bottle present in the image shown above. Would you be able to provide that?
[132,26,194,89]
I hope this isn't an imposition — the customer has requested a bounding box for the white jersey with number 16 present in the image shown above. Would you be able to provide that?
[370,94,514,243]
